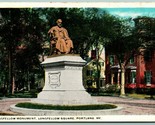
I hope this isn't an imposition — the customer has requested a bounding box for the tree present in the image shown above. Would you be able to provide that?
[0,9,20,94]
[85,9,126,93]
[0,8,45,94]
[1,8,142,96]
[104,17,140,96]
[134,16,155,51]
[133,16,155,98]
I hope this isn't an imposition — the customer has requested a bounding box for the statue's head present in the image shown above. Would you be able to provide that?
[56,19,62,27]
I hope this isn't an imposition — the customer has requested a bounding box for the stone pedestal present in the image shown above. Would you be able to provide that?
[32,54,95,105]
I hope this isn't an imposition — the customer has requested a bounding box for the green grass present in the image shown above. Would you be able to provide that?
[16,102,117,110]
[91,93,119,97]
[126,93,154,99]
[5,91,37,98]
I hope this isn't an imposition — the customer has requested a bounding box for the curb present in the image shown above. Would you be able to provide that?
[10,104,123,116]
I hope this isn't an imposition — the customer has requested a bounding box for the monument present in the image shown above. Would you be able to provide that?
[10,19,122,116]
[32,19,95,105]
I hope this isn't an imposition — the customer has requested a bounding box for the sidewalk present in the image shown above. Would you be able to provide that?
[0,98,30,115]
[93,96,155,115]
[0,96,155,115]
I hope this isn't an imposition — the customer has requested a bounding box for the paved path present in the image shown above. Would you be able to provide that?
[0,98,30,115]
[0,96,155,115]
[93,96,155,115]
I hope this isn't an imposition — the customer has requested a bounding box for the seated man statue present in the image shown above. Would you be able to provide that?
[48,19,74,55]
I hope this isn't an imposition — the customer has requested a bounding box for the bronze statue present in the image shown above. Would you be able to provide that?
[48,19,74,55]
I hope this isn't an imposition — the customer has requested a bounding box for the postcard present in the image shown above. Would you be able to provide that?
[0,1,155,122]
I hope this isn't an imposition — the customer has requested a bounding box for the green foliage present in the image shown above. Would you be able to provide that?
[0,8,121,94]
[145,88,155,96]
[6,91,37,98]
[126,93,155,100]
[105,18,136,55]
[0,8,45,94]
[16,102,117,110]
[104,17,140,96]
[100,84,120,94]
[1,8,154,96]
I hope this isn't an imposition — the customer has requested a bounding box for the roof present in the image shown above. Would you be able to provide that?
[85,57,105,66]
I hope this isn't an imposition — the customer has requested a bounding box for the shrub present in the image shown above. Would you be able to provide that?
[100,84,120,94]
[145,88,155,96]
[16,103,117,110]
[6,91,37,98]
[125,88,136,94]
[136,88,145,94]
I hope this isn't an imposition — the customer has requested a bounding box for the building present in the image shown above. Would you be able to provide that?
[83,48,106,92]
[105,49,155,93]
[105,17,155,93]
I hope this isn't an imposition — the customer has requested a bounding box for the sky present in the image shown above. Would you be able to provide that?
[104,8,155,18]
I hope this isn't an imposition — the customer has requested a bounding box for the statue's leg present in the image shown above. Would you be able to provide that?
[59,39,68,53]
[55,40,62,54]
[49,43,56,55]
[49,43,53,55]
[52,44,57,54]
[66,40,74,54]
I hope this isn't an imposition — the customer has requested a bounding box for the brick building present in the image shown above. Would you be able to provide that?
[105,49,155,92]
[105,17,155,93]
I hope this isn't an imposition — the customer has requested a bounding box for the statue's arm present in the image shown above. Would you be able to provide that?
[48,27,53,38]
[49,26,57,34]
[48,27,60,41]
[63,28,70,40]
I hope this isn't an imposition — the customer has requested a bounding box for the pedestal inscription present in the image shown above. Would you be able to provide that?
[48,72,61,89]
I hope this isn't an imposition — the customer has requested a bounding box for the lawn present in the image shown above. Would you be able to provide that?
[16,102,117,110]
[126,93,154,99]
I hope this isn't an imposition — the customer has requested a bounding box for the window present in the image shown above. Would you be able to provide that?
[144,71,152,84]
[86,70,93,76]
[129,57,134,64]
[87,80,92,86]
[144,50,153,62]
[130,71,136,83]
[93,62,96,66]
[93,70,100,78]
[100,62,104,66]
[91,50,96,59]
[93,62,104,66]
[127,71,136,83]
[100,79,103,87]
[109,55,114,65]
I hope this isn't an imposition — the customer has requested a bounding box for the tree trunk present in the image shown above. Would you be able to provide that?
[96,48,101,94]
[27,70,30,91]
[12,76,15,95]
[96,61,101,93]
[120,64,125,96]
[8,49,13,95]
